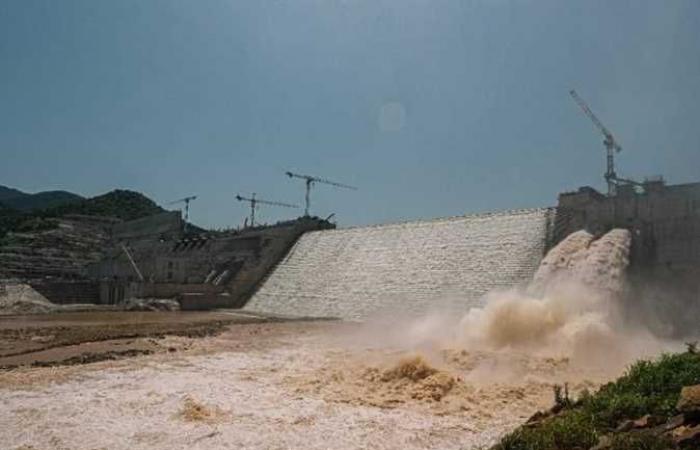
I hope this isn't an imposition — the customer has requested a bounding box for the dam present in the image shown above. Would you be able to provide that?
[245,208,554,320]
[8,179,696,319]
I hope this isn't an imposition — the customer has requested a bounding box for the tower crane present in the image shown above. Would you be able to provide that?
[569,89,645,196]
[235,193,298,227]
[168,195,197,233]
[285,171,357,217]
[569,89,626,196]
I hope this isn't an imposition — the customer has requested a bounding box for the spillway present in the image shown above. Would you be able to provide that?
[245,208,554,320]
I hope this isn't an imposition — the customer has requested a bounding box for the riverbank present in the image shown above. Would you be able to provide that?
[0,310,282,369]
[493,347,700,449]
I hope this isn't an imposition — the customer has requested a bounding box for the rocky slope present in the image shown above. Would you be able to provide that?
[0,189,167,280]
[0,215,116,279]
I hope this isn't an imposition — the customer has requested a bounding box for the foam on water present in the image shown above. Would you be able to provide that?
[245,209,553,320]
[456,228,669,370]
[1,228,677,450]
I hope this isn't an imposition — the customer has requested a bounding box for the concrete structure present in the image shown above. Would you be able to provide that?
[91,217,335,308]
[111,211,184,242]
[554,180,700,332]
[245,209,554,320]
[5,176,697,316]
[246,179,700,321]
[556,180,700,267]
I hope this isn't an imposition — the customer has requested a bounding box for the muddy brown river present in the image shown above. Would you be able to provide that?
[0,320,614,450]
[0,310,265,368]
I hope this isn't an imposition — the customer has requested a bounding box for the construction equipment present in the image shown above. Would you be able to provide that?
[285,171,357,216]
[235,193,298,227]
[120,244,144,282]
[168,196,197,232]
[569,90,644,196]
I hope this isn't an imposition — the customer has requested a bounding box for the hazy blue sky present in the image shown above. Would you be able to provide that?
[1,0,699,228]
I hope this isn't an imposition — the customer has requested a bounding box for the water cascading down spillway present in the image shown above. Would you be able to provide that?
[245,209,554,320]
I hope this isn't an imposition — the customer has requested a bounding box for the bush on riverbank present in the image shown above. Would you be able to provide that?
[494,349,700,450]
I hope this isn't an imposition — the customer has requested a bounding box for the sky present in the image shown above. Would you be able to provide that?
[1,0,699,229]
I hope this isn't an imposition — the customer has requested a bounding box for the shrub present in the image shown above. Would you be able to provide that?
[494,351,700,450]
[587,352,700,427]
[495,410,597,450]
[608,432,672,450]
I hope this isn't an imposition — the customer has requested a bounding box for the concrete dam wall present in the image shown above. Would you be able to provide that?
[245,208,554,320]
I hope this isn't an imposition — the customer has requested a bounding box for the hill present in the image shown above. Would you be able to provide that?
[0,189,167,240]
[0,189,169,280]
[0,186,26,202]
[0,185,83,211]
[0,202,17,215]
[0,202,23,241]
[45,189,165,221]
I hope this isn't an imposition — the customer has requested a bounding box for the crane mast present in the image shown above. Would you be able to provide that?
[235,193,298,227]
[168,195,197,233]
[285,171,357,216]
[569,90,623,196]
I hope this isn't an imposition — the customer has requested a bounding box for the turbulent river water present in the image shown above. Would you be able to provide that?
[0,226,679,450]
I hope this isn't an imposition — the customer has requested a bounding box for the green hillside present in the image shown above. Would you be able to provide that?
[0,189,166,239]
[0,186,26,202]
[45,189,165,221]
[0,185,84,211]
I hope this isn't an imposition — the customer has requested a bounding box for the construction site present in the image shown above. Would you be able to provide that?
[1,91,697,320]
[0,83,699,449]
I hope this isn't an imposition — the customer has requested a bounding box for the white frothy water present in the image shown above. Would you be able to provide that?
[531,228,631,296]
[0,229,677,450]
[456,228,668,371]
[246,209,551,320]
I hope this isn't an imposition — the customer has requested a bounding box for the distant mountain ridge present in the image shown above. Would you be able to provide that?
[0,186,26,201]
[0,185,84,211]
[0,187,168,239]
[0,188,171,279]
[47,189,165,221]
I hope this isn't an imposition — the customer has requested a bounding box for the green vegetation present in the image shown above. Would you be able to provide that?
[13,216,59,233]
[586,352,700,426]
[0,189,165,240]
[44,189,164,221]
[0,185,83,211]
[0,204,63,240]
[607,432,672,450]
[495,350,700,450]
[497,410,598,450]
[0,202,26,240]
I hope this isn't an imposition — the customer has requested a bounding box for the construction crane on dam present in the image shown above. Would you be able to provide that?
[285,171,357,217]
[235,193,298,227]
[168,195,197,233]
[569,89,641,196]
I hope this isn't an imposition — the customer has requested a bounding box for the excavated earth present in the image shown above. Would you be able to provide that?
[0,320,614,450]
